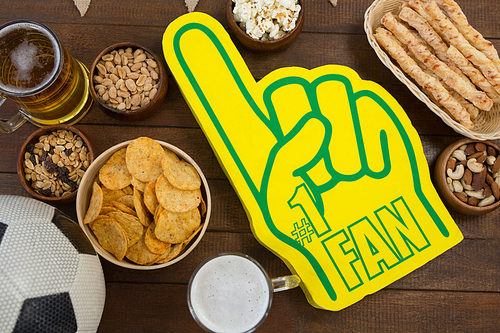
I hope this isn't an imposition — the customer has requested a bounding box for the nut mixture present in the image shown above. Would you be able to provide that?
[93,47,160,111]
[446,142,500,207]
[23,129,90,198]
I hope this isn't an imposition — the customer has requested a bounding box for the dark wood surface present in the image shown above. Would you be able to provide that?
[1,0,499,332]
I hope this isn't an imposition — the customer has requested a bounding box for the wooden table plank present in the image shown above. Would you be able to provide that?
[100,283,500,332]
[1,0,499,331]
[0,0,498,38]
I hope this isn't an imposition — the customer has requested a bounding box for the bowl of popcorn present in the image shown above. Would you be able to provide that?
[76,137,211,269]
[434,138,500,215]
[17,125,95,205]
[227,0,304,52]
[89,42,168,120]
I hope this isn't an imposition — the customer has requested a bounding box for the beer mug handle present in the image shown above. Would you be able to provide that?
[0,96,27,133]
[271,275,301,292]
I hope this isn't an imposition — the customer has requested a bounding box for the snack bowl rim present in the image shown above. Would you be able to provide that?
[76,139,211,270]
[17,124,95,205]
[434,138,500,215]
[89,42,168,120]
[226,0,304,52]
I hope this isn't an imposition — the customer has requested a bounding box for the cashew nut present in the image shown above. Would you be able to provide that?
[465,189,485,199]
[478,195,495,207]
[446,177,454,192]
[458,144,467,151]
[467,158,484,173]
[461,178,474,191]
[486,155,497,165]
[451,149,467,161]
[452,180,463,193]
[495,177,500,188]
[447,164,465,179]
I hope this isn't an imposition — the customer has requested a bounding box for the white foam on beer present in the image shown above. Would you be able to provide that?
[190,255,271,333]
[0,22,59,94]
[10,39,43,82]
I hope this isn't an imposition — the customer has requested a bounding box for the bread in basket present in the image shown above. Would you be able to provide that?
[364,0,500,140]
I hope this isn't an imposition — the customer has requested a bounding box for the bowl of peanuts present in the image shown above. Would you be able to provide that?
[89,42,168,120]
[17,125,95,205]
[434,138,500,215]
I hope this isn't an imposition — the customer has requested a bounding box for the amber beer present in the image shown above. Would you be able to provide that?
[0,20,91,126]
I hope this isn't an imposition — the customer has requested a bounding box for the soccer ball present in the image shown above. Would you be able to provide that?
[0,195,106,333]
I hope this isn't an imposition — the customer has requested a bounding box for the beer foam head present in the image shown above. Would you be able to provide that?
[11,39,44,82]
[0,21,60,94]
[189,254,272,333]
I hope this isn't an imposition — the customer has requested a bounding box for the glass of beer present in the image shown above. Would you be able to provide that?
[0,20,92,133]
[188,252,301,333]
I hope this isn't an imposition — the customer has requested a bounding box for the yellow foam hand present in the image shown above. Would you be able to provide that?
[163,13,463,310]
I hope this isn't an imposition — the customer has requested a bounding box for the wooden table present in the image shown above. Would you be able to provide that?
[1,0,499,331]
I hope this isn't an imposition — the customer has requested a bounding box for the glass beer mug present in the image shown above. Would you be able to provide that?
[0,20,92,133]
[188,252,301,333]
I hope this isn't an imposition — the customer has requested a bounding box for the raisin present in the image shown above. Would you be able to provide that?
[26,144,35,154]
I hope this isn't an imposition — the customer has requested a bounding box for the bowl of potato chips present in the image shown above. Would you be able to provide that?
[76,137,211,269]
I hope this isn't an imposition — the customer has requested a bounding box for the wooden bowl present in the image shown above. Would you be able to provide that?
[17,125,95,205]
[226,0,304,52]
[434,138,500,215]
[89,42,168,121]
[76,139,211,270]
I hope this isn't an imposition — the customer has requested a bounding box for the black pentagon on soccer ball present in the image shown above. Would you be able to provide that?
[12,292,77,333]
[51,210,95,255]
[0,221,7,245]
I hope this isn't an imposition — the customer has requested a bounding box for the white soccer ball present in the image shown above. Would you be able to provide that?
[0,195,106,333]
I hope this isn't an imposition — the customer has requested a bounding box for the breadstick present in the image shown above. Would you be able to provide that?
[423,0,500,96]
[398,6,471,86]
[435,0,500,72]
[381,12,492,111]
[374,27,473,129]
[404,41,480,121]
[447,46,500,103]
[407,0,448,43]
[419,66,479,121]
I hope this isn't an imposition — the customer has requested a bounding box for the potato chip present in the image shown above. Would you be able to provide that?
[153,246,172,264]
[156,174,201,212]
[83,182,103,224]
[125,232,160,265]
[100,205,119,215]
[131,177,147,192]
[163,159,201,191]
[144,223,170,254]
[110,200,137,216]
[163,147,180,165]
[155,224,202,264]
[91,218,128,261]
[184,224,203,245]
[143,179,159,214]
[154,204,164,223]
[107,211,144,248]
[122,185,133,195]
[101,187,127,206]
[133,187,152,227]
[200,195,207,217]
[115,194,134,209]
[99,148,132,190]
[126,137,166,182]
[155,243,182,264]
[155,207,201,244]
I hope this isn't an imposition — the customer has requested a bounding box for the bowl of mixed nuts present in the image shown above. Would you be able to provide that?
[89,42,168,120]
[434,138,500,215]
[17,125,95,205]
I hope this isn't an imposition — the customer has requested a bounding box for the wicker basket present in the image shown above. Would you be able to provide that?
[364,0,500,140]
